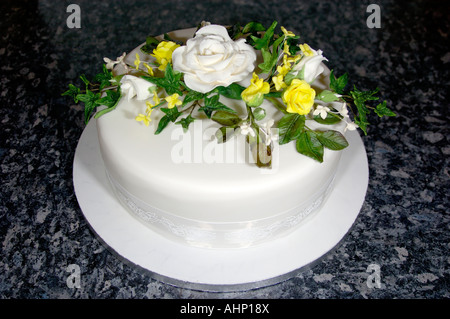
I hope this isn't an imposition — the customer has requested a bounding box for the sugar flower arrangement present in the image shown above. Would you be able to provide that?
[64,21,395,167]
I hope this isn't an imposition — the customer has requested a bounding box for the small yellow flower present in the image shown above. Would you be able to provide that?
[277,63,291,77]
[283,41,290,55]
[165,93,182,109]
[152,93,160,106]
[286,54,301,65]
[143,62,154,76]
[151,41,180,71]
[299,43,314,57]
[145,101,153,113]
[136,112,152,126]
[134,53,141,70]
[272,74,287,91]
[281,26,296,38]
[282,79,316,115]
[241,73,270,107]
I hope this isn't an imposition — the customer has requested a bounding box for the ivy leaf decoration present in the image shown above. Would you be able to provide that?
[242,22,266,34]
[94,65,114,91]
[200,94,236,118]
[258,46,279,74]
[79,74,90,90]
[61,84,81,103]
[251,21,277,50]
[155,106,182,135]
[329,70,348,95]
[182,89,205,106]
[175,114,195,132]
[140,36,160,54]
[374,100,396,117]
[94,89,122,119]
[143,63,182,95]
[227,22,244,40]
[76,90,101,124]
[350,86,380,135]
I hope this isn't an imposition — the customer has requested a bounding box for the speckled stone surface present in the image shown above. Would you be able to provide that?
[0,0,448,299]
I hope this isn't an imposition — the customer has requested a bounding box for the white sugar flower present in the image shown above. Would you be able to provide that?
[339,102,349,118]
[261,119,279,145]
[240,122,256,137]
[103,52,127,71]
[120,75,155,101]
[313,105,330,120]
[172,25,257,93]
[292,46,328,84]
[344,121,358,132]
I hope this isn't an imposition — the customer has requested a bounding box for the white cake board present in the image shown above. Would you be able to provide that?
[73,120,368,292]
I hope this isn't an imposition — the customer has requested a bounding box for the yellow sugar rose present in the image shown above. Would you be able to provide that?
[241,73,270,107]
[151,41,180,71]
[282,79,316,115]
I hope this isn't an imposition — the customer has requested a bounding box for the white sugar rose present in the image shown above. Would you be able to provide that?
[293,46,328,84]
[172,25,257,93]
[120,75,155,101]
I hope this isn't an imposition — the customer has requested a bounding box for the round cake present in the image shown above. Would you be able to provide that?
[95,26,348,248]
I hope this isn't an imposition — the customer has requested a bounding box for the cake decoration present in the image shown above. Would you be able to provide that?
[64,21,395,167]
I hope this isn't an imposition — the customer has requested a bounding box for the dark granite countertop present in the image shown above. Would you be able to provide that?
[0,0,448,299]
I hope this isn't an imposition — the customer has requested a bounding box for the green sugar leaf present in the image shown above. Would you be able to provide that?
[76,90,101,124]
[161,106,182,122]
[211,110,242,126]
[258,46,279,74]
[142,63,182,96]
[155,107,182,135]
[316,130,349,150]
[277,113,305,145]
[242,22,266,34]
[155,116,171,135]
[200,94,236,118]
[296,131,324,163]
[94,65,114,90]
[313,111,343,125]
[182,89,205,105]
[251,21,277,50]
[350,86,380,135]
[329,70,348,95]
[374,100,396,117]
[61,84,81,103]
[96,89,121,108]
[215,83,245,100]
[316,90,340,103]
[141,36,160,54]
[175,115,195,132]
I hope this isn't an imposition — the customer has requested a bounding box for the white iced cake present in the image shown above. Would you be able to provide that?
[91,24,358,248]
[97,95,345,249]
